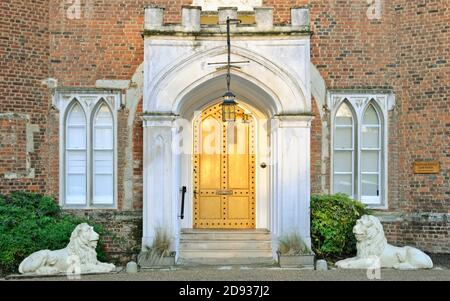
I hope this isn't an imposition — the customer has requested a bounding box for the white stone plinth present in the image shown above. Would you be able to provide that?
[255,7,273,31]
[316,259,328,271]
[291,7,310,28]
[126,261,138,274]
[182,6,201,32]
[145,6,164,30]
[218,7,238,23]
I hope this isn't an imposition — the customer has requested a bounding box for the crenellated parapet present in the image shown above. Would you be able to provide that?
[143,5,310,34]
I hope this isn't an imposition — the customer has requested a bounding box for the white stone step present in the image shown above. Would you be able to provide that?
[179,250,273,259]
[181,229,270,234]
[180,229,271,241]
[178,229,274,266]
[180,240,272,250]
[177,257,276,266]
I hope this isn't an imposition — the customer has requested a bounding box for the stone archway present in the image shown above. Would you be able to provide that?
[141,33,313,257]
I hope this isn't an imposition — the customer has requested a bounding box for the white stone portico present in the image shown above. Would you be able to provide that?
[142,6,313,261]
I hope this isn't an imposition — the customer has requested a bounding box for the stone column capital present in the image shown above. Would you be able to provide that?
[142,113,177,127]
[271,114,314,129]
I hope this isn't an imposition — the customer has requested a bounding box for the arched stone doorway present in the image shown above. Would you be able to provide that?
[142,29,313,260]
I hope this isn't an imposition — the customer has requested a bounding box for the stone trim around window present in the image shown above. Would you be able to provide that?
[53,90,122,209]
[327,90,395,209]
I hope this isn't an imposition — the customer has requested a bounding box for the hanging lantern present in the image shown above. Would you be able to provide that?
[222,91,237,122]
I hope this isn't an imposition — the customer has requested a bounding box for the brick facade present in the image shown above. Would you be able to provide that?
[1,0,448,258]
[0,0,50,195]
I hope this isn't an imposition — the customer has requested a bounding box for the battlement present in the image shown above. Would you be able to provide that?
[144,6,310,34]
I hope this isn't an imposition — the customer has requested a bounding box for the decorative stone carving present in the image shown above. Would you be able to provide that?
[354,97,369,109]
[19,223,116,275]
[335,215,433,270]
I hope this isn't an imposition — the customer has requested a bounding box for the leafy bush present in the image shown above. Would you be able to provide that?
[310,193,370,259]
[278,233,311,255]
[0,192,107,275]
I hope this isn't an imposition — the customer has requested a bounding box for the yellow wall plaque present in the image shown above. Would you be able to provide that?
[413,161,440,174]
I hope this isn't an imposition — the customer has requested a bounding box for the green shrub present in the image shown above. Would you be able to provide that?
[310,193,371,259]
[0,192,107,275]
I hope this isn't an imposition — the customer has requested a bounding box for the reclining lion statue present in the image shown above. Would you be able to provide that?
[19,223,116,275]
[336,215,433,270]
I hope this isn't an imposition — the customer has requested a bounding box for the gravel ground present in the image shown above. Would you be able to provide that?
[5,266,450,281]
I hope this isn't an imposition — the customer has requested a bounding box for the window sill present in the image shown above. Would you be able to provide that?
[365,203,388,210]
[61,205,118,210]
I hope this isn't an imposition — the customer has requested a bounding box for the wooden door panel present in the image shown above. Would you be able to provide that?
[228,154,249,189]
[194,104,255,229]
[200,154,221,189]
[227,196,250,219]
[227,122,250,190]
[199,116,221,190]
[199,196,222,219]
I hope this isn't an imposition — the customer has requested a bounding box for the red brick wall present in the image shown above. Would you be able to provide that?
[117,109,128,210]
[0,115,28,177]
[308,0,449,252]
[0,0,50,195]
[263,0,309,24]
[394,0,449,213]
[310,0,396,89]
[133,100,144,210]
[383,219,450,253]
[310,97,322,194]
[310,0,449,211]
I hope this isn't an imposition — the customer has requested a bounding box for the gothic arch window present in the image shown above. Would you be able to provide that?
[65,101,87,205]
[92,102,114,205]
[329,92,395,208]
[58,93,120,208]
[361,104,382,204]
[333,101,355,198]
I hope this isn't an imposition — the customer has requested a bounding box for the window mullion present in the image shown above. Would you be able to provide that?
[356,114,361,202]
[87,108,92,208]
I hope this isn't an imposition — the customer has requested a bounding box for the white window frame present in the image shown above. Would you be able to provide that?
[333,101,355,199]
[65,102,87,205]
[54,90,121,209]
[360,104,382,205]
[328,90,395,209]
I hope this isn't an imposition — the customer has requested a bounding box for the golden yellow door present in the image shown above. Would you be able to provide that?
[193,103,256,229]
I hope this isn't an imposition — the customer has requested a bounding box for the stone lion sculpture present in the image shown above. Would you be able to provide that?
[335,215,433,270]
[19,223,116,275]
